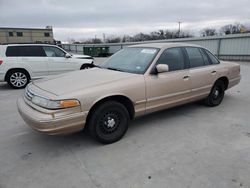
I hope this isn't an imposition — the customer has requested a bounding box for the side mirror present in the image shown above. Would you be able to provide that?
[65,53,71,58]
[156,64,169,73]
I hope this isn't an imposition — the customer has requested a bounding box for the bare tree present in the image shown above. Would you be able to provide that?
[131,30,193,42]
[220,23,247,35]
[92,38,102,44]
[106,36,121,43]
[122,35,134,42]
[66,22,250,44]
[81,38,102,44]
[67,37,76,44]
[133,33,152,41]
[201,28,217,37]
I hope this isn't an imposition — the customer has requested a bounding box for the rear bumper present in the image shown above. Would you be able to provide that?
[17,96,87,135]
[0,73,5,82]
[228,75,241,89]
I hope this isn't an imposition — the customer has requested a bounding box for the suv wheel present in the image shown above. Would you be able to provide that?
[80,63,94,70]
[7,70,29,89]
[204,80,225,107]
[88,101,130,144]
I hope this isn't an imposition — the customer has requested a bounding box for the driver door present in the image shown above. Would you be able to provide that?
[43,46,78,75]
[145,47,192,114]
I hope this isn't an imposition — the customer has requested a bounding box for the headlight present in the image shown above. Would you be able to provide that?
[31,96,80,110]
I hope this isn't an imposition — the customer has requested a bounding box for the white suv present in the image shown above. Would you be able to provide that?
[0,44,94,89]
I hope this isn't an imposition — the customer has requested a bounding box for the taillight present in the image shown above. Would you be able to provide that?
[0,60,3,65]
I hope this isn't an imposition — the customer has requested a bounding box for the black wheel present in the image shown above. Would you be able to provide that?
[88,101,130,144]
[80,63,94,70]
[204,80,225,107]
[6,70,30,89]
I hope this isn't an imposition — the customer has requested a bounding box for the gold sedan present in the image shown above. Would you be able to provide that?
[17,43,241,144]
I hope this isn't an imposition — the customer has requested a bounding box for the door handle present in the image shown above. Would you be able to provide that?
[183,75,190,80]
[211,70,217,74]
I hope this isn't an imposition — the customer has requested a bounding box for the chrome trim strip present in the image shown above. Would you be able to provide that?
[147,90,191,102]
[191,85,212,92]
[146,92,209,111]
[229,76,241,82]
[134,100,147,105]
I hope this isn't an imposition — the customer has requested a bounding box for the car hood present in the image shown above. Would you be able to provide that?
[33,68,136,96]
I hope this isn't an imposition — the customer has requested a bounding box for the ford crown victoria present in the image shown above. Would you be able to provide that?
[17,43,241,144]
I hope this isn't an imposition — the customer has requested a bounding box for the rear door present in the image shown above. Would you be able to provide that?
[42,46,79,75]
[6,46,49,78]
[185,47,217,97]
[145,47,192,113]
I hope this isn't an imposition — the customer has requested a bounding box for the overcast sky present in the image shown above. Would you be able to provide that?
[0,0,249,42]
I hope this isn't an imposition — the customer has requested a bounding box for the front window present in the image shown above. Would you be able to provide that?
[156,48,185,71]
[100,47,159,74]
[43,46,65,57]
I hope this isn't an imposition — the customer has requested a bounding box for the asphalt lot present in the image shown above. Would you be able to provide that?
[0,60,250,188]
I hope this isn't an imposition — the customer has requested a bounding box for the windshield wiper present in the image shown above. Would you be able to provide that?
[106,67,124,72]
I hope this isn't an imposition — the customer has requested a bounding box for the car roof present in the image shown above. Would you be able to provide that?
[0,43,56,47]
[129,42,203,49]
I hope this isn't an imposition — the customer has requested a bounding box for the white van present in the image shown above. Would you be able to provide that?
[0,44,94,88]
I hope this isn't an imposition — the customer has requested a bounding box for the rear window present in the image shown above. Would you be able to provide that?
[6,46,46,57]
[186,47,204,68]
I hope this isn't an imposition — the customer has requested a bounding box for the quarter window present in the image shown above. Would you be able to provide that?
[6,46,46,57]
[186,47,204,68]
[156,48,185,71]
[43,46,65,57]
[6,46,19,56]
[205,50,220,64]
[199,49,210,65]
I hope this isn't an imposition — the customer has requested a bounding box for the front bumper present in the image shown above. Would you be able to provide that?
[17,96,87,135]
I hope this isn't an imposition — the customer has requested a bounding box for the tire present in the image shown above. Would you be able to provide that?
[6,70,30,89]
[80,63,94,70]
[88,101,130,144]
[204,80,225,107]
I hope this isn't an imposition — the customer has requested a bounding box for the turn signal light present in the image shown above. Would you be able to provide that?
[60,100,80,108]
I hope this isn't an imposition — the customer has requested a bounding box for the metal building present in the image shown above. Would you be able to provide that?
[62,33,250,61]
[0,26,54,44]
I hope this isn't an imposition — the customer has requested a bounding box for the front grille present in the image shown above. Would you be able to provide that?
[25,88,35,101]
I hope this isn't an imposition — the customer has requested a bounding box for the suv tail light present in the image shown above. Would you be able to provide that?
[0,60,3,65]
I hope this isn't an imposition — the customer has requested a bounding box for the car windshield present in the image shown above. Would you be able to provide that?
[100,47,159,74]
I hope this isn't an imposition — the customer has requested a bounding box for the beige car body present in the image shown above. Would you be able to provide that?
[17,43,241,135]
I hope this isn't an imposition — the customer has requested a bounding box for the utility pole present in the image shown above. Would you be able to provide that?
[103,33,106,43]
[178,21,181,38]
